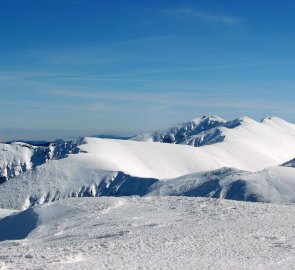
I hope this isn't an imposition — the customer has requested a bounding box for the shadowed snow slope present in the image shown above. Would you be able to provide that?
[282,158,295,168]
[1,159,295,209]
[147,166,295,204]
[1,197,295,269]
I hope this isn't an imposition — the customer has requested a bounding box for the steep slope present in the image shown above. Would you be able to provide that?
[1,150,295,209]
[0,139,82,183]
[282,158,295,168]
[0,152,159,209]
[131,115,228,146]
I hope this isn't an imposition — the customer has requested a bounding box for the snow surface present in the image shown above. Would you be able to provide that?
[1,115,295,269]
[1,197,295,269]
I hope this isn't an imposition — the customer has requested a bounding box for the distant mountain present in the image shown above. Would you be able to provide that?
[5,140,50,147]
[282,158,295,168]
[130,116,293,148]
[93,134,132,140]
[130,115,228,146]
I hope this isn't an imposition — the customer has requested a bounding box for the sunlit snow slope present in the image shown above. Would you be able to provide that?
[81,116,295,178]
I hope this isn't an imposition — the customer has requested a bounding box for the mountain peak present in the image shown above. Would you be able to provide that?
[191,115,226,124]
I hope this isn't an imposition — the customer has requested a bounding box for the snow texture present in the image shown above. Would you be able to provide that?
[1,197,295,269]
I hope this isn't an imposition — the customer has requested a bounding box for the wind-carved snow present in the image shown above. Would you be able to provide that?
[1,197,295,269]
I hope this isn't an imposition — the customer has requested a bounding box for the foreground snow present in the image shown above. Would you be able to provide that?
[1,197,295,269]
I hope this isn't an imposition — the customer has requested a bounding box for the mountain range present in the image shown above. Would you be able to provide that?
[1,115,295,208]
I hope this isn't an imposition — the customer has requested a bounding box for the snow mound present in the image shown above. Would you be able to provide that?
[0,207,38,240]
[147,166,295,203]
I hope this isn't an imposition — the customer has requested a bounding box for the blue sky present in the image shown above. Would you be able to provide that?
[1,0,295,141]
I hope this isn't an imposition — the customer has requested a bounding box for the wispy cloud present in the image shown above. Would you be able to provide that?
[44,89,295,114]
[163,8,242,26]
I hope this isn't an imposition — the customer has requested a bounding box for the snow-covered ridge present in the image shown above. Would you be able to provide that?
[0,139,83,183]
[282,158,295,168]
[1,160,295,209]
[1,115,295,183]
[1,115,295,208]
[130,115,295,148]
[80,114,295,179]
[131,115,228,146]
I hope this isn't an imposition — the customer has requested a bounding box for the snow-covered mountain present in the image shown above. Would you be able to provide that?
[131,116,295,149]
[131,115,228,146]
[282,158,295,168]
[0,115,295,208]
[1,158,295,209]
[0,139,82,183]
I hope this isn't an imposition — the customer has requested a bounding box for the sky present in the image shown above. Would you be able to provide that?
[1,0,295,141]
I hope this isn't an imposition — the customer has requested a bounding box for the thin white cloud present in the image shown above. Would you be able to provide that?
[43,89,295,113]
[164,8,242,26]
